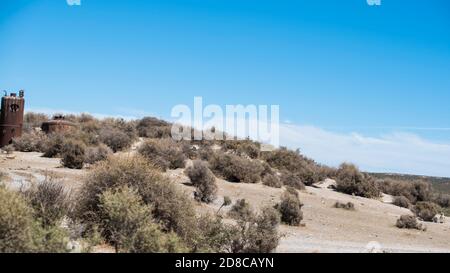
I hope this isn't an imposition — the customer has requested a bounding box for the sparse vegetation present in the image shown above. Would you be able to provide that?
[335,163,380,198]
[13,131,47,153]
[185,160,218,203]
[276,190,304,226]
[334,202,355,211]
[228,199,254,222]
[136,117,172,139]
[280,171,305,190]
[99,127,133,153]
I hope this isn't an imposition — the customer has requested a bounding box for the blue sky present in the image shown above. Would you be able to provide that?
[1,0,449,176]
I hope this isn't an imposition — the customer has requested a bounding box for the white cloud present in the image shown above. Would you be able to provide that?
[280,124,450,177]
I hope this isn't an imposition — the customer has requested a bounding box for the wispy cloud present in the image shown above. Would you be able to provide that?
[280,124,450,178]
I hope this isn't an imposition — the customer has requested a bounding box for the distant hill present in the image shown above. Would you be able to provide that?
[369,173,450,194]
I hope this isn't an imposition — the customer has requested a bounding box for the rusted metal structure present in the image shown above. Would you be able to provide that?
[41,115,77,134]
[0,91,25,148]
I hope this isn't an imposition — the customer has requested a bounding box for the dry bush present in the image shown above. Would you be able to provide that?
[2,145,14,154]
[280,172,305,190]
[84,144,112,165]
[221,140,261,159]
[228,199,254,222]
[185,160,218,203]
[23,180,71,228]
[208,151,264,184]
[334,202,356,211]
[23,112,49,132]
[433,194,450,208]
[61,140,86,169]
[276,191,304,226]
[262,174,282,188]
[378,178,433,204]
[335,163,380,198]
[0,186,68,253]
[396,215,424,230]
[285,186,299,197]
[392,196,411,209]
[99,127,133,152]
[42,133,66,158]
[413,202,441,222]
[98,186,186,253]
[138,139,187,171]
[136,117,172,138]
[74,156,198,248]
[13,131,47,152]
[262,147,326,186]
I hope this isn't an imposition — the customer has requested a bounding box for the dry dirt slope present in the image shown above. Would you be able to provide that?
[1,152,450,253]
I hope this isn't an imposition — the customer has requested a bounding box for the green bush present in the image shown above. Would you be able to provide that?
[98,186,186,253]
[139,139,187,171]
[185,160,218,203]
[262,174,282,188]
[61,140,86,169]
[75,156,198,248]
[208,151,264,184]
[276,191,303,226]
[0,186,68,253]
[335,163,380,198]
[413,202,441,222]
[396,215,423,230]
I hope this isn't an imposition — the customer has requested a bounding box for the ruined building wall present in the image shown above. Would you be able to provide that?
[0,92,25,148]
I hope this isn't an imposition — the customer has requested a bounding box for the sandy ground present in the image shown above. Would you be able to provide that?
[1,150,449,253]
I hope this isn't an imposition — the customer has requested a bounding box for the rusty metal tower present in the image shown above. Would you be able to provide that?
[0,90,25,148]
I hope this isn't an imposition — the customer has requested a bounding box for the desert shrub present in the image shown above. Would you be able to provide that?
[276,191,304,226]
[139,139,186,171]
[334,202,355,211]
[280,172,305,190]
[396,215,423,230]
[23,112,49,132]
[413,202,441,222]
[208,151,264,184]
[2,145,14,154]
[261,162,275,178]
[185,160,218,203]
[217,196,232,214]
[23,180,71,227]
[136,117,172,138]
[433,194,450,208]
[235,206,281,253]
[378,179,433,204]
[262,174,282,188]
[0,186,68,253]
[13,131,47,152]
[262,147,324,186]
[84,144,112,164]
[393,196,411,209]
[99,127,133,152]
[285,186,299,197]
[61,140,86,169]
[222,140,261,159]
[197,145,214,161]
[228,199,254,222]
[98,186,186,253]
[42,133,66,158]
[75,156,198,248]
[335,163,380,198]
